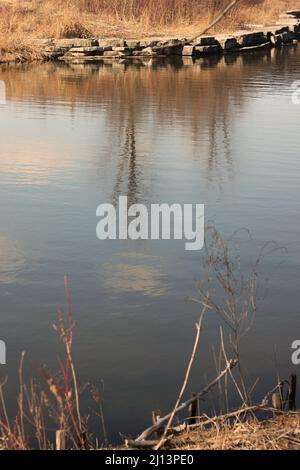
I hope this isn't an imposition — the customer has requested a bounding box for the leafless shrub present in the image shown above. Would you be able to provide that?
[59,21,92,39]
[0,277,92,449]
[194,226,284,407]
[194,227,259,404]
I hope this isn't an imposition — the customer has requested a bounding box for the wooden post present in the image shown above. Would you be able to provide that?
[272,392,283,411]
[152,409,162,425]
[188,393,198,425]
[151,410,163,437]
[288,374,297,411]
[56,430,66,450]
[278,381,285,409]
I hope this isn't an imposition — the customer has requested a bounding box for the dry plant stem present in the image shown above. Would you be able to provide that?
[0,418,25,450]
[0,380,26,450]
[18,351,26,446]
[64,276,82,433]
[99,402,109,448]
[26,381,47,450]
[220,327,246,405]
[154,301,209,450]
[0,379,11,437]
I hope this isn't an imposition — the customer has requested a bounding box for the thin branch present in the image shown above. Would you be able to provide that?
[190,0,243,42]
[155,0,243,51]
[155,301,209,450]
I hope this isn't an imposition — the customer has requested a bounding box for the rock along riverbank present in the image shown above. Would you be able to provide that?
[1,10,300,64]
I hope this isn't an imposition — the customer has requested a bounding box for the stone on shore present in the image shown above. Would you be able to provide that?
[54,38,99,48]
[182,44,221,56]
[60,55,104,63]
[293,23,300,38]
[236,32,268,47]
[282,30,296,43]
[286,10,300,18]
[66,47,104,56]
[192,36,219,46]
[217,37,239,51]
[195,45,221,55]
[275,26,290,35]
[125,40,142,49]
[162,45,184,55]
[154,39,184,55]
[43,47,69,59]
[132,47,160,57]
[112,47,132,52]
[98,38,127,48]
[103,48,132,58]
[182,46,194,56]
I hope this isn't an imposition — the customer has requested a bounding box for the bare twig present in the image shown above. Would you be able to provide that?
[154,300,210,450]
[18,351,26,446]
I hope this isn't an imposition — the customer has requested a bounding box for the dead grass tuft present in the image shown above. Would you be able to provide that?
[58,20,92,39]
[174,413,300,450]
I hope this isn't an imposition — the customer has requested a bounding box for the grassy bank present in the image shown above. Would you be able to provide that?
[0,1,298,52]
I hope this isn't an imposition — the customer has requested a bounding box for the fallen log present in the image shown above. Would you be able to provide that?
[154,0,243,52]
[125,436,173,450]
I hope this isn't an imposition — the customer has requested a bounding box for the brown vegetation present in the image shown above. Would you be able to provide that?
[0,1,298,45]
[173,412,300,450]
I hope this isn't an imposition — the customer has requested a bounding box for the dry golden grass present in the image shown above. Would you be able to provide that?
[173,413,300,450]
[0,0,299,47]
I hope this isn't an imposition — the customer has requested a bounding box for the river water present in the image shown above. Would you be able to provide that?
[0,46,300,443]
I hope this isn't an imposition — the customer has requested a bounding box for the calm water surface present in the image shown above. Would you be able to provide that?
[0,46,300,442]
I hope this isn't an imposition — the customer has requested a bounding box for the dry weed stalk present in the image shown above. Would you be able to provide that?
[0,276,91,449]
[154,298,211,450]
